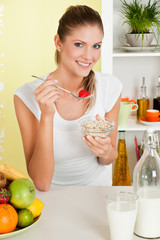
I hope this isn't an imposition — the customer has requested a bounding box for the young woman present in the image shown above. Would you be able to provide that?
[14,5,122,191]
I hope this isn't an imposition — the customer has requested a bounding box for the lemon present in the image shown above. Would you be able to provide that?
[27,197,44,218]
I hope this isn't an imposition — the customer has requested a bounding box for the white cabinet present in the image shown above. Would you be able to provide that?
[101,0,160,179]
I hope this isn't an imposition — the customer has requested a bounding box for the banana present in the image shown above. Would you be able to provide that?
[0,163,28,181]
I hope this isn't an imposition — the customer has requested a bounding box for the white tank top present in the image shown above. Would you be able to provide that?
[14,72,122,186]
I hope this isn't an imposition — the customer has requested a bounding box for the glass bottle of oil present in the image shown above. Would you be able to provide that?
[137,77,150,121]
[112,131,131,186]
[153,76,160,111]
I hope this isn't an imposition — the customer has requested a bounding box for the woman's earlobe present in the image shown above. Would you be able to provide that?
[54,34,61,51]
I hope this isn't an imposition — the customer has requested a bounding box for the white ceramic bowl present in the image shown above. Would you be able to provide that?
[79,116,115,138]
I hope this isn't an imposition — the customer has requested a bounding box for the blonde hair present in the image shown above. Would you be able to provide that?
[55,5,104,109]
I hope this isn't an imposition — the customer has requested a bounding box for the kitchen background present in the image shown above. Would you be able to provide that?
[0,0,101,176]
[1,0,160,181]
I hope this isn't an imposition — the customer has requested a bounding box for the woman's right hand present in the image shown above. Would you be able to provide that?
[34,79,61,118]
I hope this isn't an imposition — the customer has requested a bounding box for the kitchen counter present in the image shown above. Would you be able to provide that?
[5,186,156,240]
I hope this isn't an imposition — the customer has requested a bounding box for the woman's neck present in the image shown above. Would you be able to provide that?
[49,67,84,92]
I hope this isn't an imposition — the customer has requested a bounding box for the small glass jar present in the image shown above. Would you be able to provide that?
[133,128,160,238]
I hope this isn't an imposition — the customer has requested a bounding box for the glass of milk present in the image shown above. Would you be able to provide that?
[106,191,138,240]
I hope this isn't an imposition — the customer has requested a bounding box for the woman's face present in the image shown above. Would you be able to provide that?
[58,24,103,78]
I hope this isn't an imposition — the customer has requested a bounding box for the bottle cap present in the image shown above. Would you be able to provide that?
[147,128,155,133]
[157,76,160,87]
[140,77,146,90]
[142,77,145,86]
[143,128,157,149]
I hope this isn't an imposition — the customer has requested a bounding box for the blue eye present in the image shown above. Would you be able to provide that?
[75,43,83,47]
[93,44,101,49]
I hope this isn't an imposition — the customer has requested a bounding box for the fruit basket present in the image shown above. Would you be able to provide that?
[0,164,44,237]
[0,215,41,239]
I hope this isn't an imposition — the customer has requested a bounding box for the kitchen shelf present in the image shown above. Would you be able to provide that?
[101,0,160,179]
[113,48,160,58]
[118,115,160,131]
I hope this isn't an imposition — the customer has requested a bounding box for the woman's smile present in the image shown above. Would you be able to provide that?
[76,60,91,68]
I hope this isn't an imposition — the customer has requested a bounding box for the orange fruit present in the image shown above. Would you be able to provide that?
[0,204,18,234]
[27,197,44,218]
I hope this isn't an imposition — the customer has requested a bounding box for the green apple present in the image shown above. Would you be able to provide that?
[9,178,35,209]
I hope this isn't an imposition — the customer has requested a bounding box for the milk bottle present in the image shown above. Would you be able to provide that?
[133,128,160,238]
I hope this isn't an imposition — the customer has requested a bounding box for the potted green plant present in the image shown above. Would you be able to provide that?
[120,0,160,47]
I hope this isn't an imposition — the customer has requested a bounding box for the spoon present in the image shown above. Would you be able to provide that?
[32,75,92,100]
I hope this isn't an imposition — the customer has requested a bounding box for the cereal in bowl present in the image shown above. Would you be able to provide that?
[80,117,114,138]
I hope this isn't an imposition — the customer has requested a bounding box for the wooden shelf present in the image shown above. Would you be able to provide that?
[118,116,160,131]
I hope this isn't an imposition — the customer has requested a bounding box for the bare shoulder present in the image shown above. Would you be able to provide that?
[14,95,38,129]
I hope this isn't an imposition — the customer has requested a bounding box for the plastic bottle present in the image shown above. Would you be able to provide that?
[112,131,131,186]
[133,128,160,238]
[153,76,160,111]
[137,77,150,120]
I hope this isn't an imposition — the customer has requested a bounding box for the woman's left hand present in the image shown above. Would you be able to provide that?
[82,94,122,164]
[82,135,111,160]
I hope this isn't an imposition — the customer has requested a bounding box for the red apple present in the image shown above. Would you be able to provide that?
[9,178,35,209]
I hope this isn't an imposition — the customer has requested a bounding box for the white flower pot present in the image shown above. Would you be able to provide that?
[120,33,154,47]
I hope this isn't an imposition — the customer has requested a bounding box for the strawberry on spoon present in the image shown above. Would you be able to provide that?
[78,90,91,98]
[32,75,92,100]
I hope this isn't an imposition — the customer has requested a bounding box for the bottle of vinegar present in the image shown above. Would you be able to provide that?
[153,76,160,111]
[112,131,131,186]
[137,77,149,121]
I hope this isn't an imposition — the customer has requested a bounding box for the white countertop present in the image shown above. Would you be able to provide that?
[5,186,157,240]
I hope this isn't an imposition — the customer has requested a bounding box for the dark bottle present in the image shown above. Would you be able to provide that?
[137,77,150,120]
[153,76,160,111]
